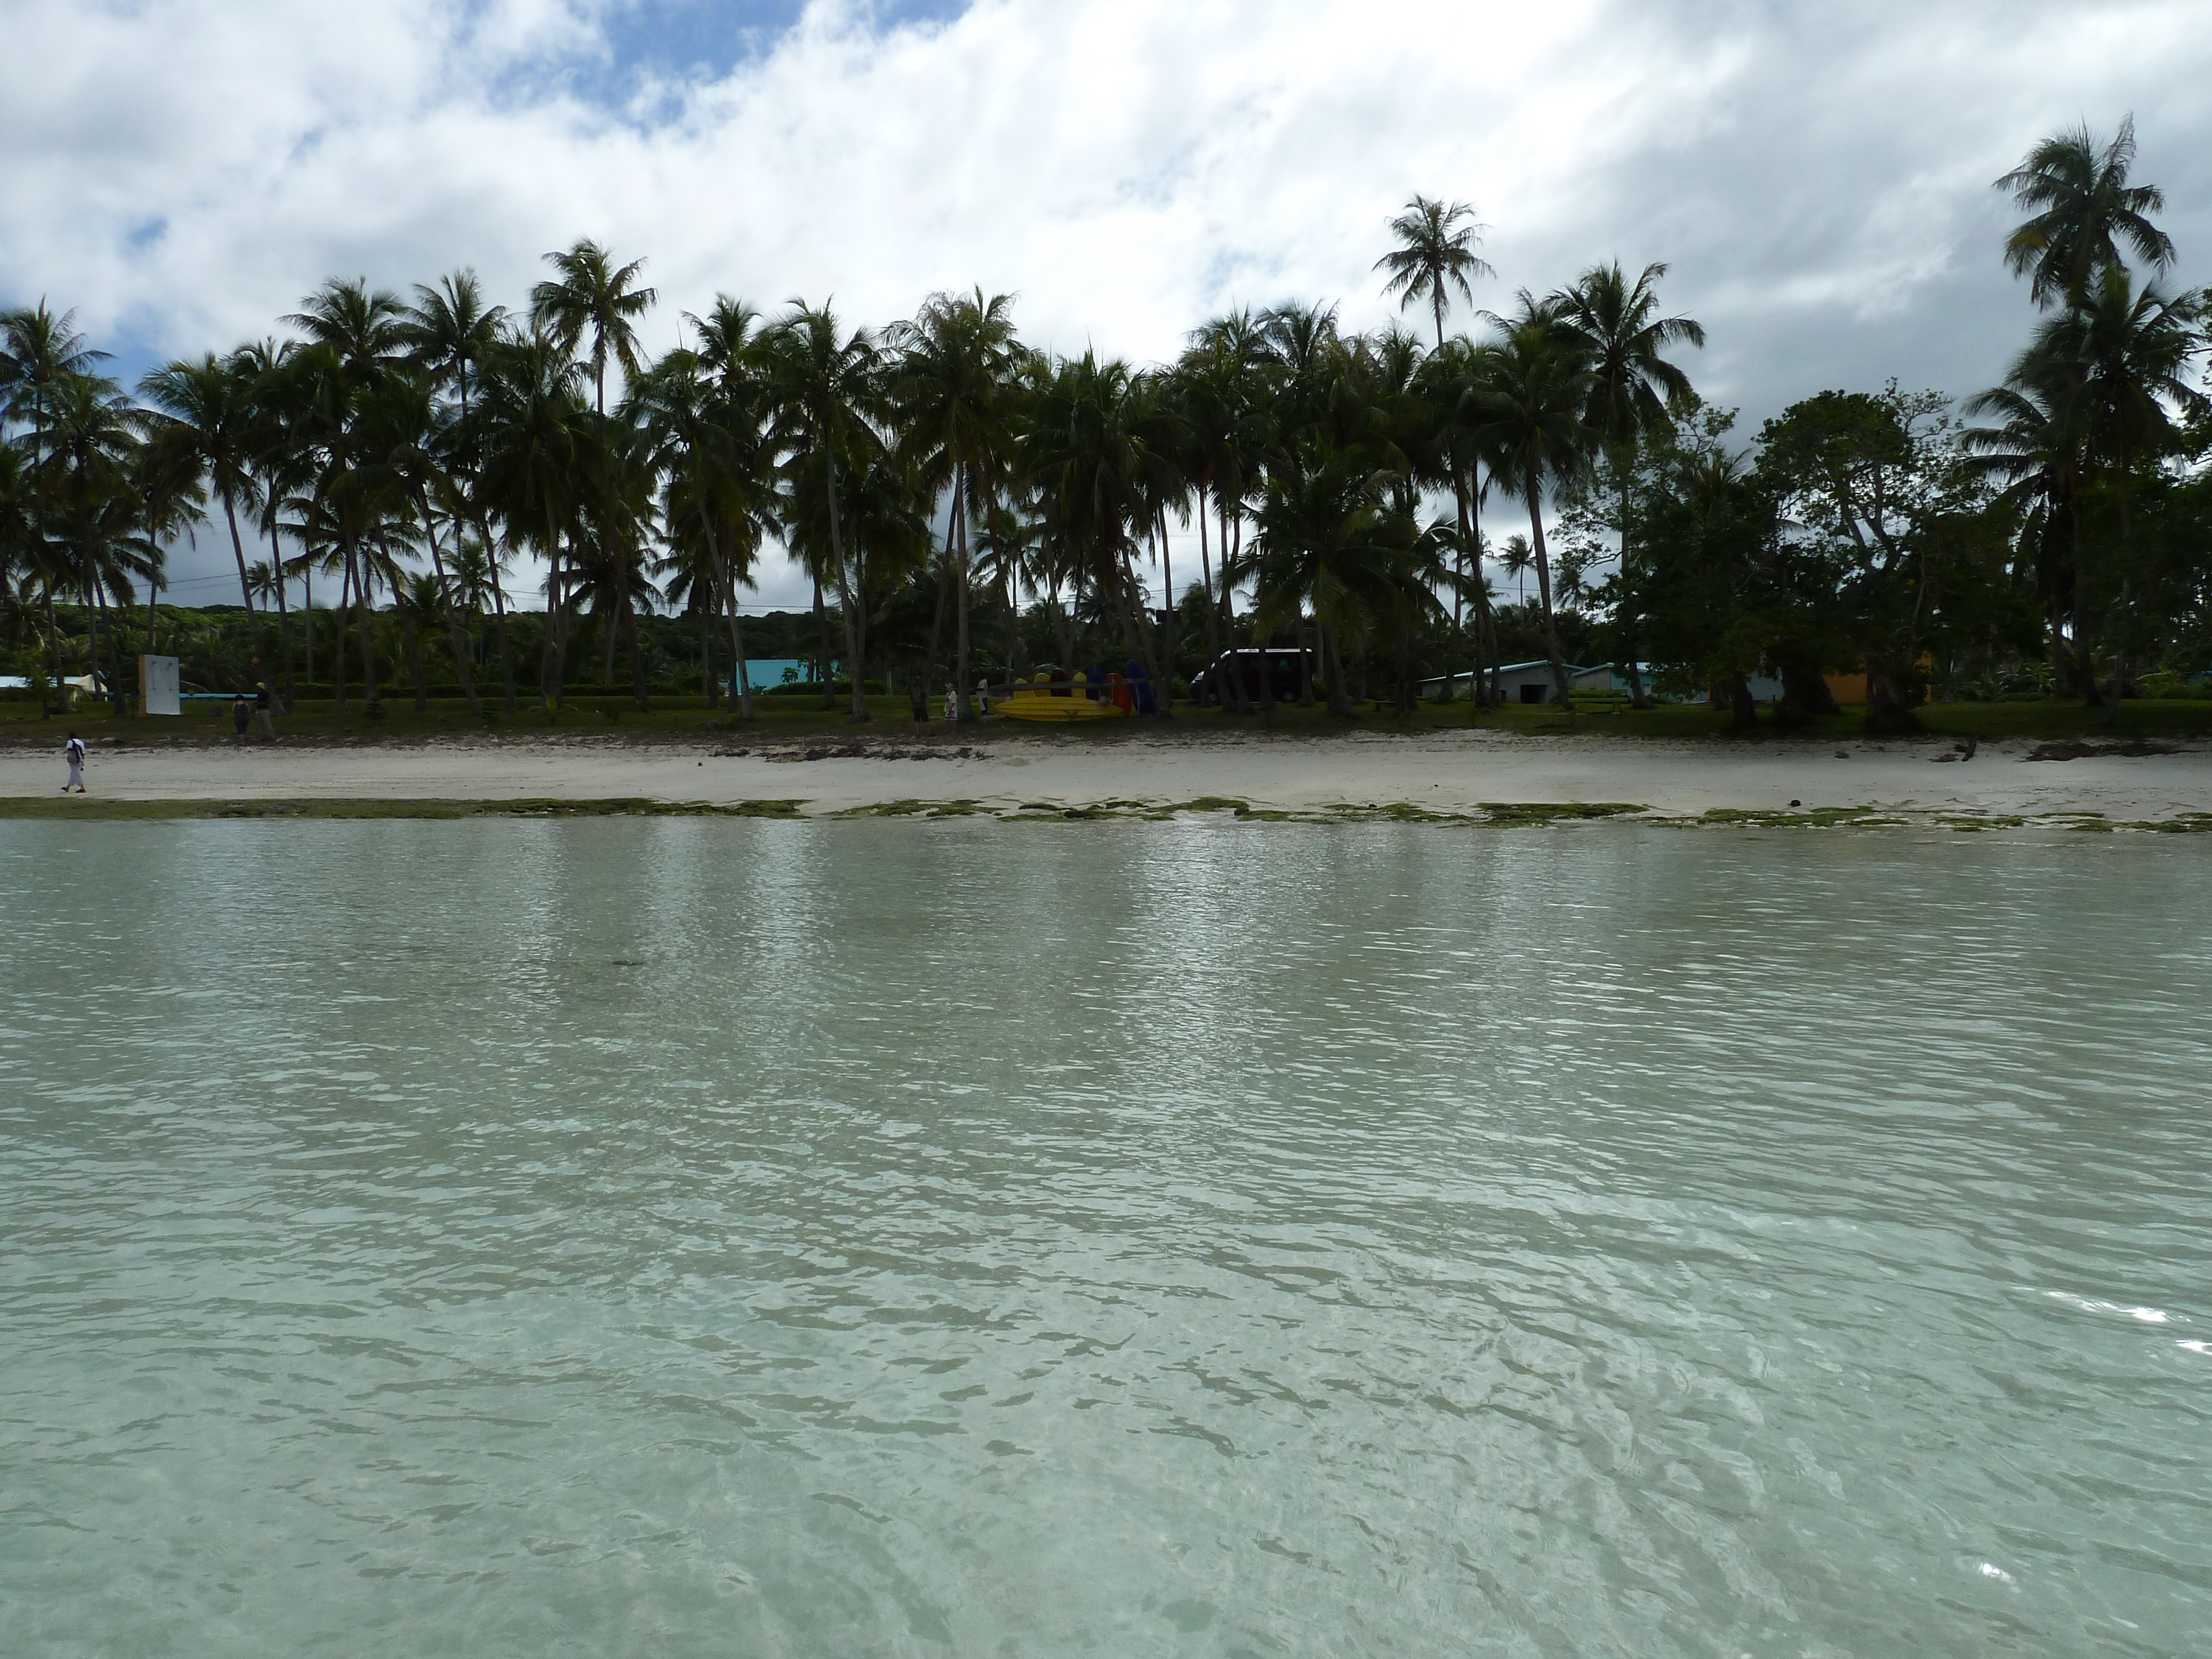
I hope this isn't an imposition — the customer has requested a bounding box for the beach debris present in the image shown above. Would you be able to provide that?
[2025,739,2180,761]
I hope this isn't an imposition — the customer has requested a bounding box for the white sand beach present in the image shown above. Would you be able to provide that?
[6,729,2209,822]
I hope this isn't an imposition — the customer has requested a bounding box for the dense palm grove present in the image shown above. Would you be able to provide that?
[3,120,2206,729]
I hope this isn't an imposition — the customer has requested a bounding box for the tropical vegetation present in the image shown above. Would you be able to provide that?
[4,119,2207,733]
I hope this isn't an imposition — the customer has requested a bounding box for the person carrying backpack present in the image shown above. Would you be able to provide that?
[63,732,87,794]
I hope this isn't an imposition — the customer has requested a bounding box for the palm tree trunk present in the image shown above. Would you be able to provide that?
[1224,505,1255,711]
[1618,471,1652,709]
[481,571,513,715]
[1156,507,1177,714]
[812,572,832,708]
[724,571,754,722]
[701,518,753,723]
[1117,539,1170,714]
[823,460,870,723]
[953,473,973,722]
[1196,486,1223,705]
[419,499,482,717]
[700,603,718,709]
[1321,619,1353,717]
[627,598,648,709]
[1526,468,1573,705]
[924,551,951,718]
[540,513,567,710]
[221,493,257,625]
[83,570,108,709]
[356,546,382,709]
[265,521,298,712]
[333,551,352,714]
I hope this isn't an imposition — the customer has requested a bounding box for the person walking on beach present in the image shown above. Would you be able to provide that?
[253,681,275,741]
[63,732,87,794]
[231,693,251,745]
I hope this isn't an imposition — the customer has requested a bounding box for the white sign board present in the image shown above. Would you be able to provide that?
[140,655,181,716]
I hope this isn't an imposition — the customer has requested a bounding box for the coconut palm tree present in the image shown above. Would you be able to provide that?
[354,368,484,715]
[635,345,755,718]
[888,287,1022,721]
[40,371,152,706]
[1019,350,1178,706]
[140,354,265,618]
[1375,196,1495,350]
[2013,268,2206,714]
[635,304,777,719]
[1412,335,1504,705]
[1998,117,2175,309]
[400,270,507,419]
[1172,311,1274,709]
[1473,304,1595,703]
[761,300,886,722]
[1961,359,2091,695]
[530,240,656,415]
[1500,532,1533,603]
[1249,437,1421,716]
[474,330,600,707]
[1548,261,1704,705]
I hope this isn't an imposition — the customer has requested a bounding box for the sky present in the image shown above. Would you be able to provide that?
[5,0,2209,611]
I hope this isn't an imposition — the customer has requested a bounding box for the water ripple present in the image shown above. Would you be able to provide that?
[2,821,2208,1656]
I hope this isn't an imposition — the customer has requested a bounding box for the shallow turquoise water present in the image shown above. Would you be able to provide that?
[2,821,2208,1657]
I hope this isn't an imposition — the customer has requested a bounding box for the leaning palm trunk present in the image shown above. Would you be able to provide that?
[220,494,257,632]
[1526,468,1574,705]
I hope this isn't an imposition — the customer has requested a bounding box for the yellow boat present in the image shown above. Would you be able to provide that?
[994,674,1131,722]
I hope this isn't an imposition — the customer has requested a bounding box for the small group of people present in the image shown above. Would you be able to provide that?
[229,682,277,744]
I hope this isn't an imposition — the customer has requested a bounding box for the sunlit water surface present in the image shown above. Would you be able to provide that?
[3,821,2208,1657]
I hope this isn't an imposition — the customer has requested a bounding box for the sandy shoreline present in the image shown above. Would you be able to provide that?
[6,729,2210,826]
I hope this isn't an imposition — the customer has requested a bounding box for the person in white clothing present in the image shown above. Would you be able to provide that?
[64,732,87,793]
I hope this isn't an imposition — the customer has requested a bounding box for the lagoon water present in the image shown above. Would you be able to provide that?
[3,820,2208,1657]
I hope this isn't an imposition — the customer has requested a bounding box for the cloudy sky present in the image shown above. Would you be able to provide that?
[6,0,2208,608]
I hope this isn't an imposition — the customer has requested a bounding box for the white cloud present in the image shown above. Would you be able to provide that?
[5,0,2208,606]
